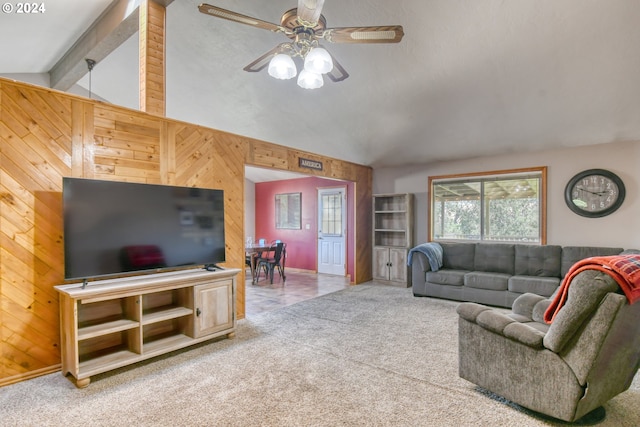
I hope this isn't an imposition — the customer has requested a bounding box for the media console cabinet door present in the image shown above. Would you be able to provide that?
[194,280,234,337]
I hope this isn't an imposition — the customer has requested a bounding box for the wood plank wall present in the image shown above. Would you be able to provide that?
[0,78,372,386]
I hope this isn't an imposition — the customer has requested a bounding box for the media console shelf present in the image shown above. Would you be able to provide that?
[55,268,239,388]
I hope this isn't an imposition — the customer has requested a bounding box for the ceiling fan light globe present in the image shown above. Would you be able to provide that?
[304,48,333,74]
[268,54,297,80]
[297,69,324,89]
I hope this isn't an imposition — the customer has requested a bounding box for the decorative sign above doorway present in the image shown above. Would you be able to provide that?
[299,157,323,171]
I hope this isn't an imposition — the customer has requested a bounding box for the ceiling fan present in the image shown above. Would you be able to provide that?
[198,0,404,89]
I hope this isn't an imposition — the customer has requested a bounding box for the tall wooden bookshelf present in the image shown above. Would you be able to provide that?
[372,193,414,287]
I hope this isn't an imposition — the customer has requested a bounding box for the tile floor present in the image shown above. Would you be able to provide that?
[244,268,352,316]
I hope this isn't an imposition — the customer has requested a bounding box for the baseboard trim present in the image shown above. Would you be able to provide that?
[284,267,316,274]
[0,364,61,388]
[244,266,352,281]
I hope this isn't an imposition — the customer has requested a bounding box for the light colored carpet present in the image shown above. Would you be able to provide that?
[1,284,638,426]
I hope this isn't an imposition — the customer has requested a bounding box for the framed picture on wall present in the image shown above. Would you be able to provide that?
[275,192,301,229]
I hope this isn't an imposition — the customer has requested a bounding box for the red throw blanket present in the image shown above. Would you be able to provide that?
[544,254,640,324]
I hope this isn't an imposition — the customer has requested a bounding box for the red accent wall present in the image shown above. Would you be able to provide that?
[254,176,355,280]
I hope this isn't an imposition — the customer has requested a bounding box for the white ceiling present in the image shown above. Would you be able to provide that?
[2,0,640,169]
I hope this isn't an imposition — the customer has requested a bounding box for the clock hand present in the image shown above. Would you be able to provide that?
[576,186,606,196]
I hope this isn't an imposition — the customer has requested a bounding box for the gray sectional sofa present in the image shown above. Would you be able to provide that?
[410,242,627,308]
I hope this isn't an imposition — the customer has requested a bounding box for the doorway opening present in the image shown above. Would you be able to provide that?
[244,166,354,315]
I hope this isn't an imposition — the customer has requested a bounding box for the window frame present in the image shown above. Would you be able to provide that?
[275,192,302,230]
[428,166,547,244]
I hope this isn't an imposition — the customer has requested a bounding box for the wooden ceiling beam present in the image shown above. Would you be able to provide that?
[49,0,139,91]
[139,0,166,116]
[49,0,174,92]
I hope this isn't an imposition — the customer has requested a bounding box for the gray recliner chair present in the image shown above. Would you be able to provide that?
[457,269,640,423]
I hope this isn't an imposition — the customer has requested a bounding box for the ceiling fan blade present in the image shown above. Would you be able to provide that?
[198,3,288,34]
[297,0,325,26]
[322,47,349,82]
[322,25,404,44]
[243,44,288,73]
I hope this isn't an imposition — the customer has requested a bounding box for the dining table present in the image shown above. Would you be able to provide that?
[245,243,271,283]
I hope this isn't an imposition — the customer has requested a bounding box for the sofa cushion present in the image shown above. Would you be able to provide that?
[621,249,640,255]
[510,294,554,326]
[514,244,561,277]
[426,269,467,286]
[508,276,560,297]
[473,244,515,274]
[440,243,475,270]
[465,272,510,291]
[503,322,546,348]
[511,292,547,319]
[505,315,550,334]
[476,309,514,333]
[560,246,623,277]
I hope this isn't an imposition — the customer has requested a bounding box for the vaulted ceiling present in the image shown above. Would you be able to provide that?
[2,0,640,169]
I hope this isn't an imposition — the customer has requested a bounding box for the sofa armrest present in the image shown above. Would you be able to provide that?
[410,251,431,272]
[410,252,431,289]
[457,302,490,322]
[457,302,545,348]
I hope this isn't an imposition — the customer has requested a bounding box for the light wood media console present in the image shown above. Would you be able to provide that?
[55,268,239,388]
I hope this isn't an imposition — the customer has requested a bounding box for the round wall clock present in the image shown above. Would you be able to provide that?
[564,169,625,218]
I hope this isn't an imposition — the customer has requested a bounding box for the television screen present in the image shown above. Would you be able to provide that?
[63,178,226,280]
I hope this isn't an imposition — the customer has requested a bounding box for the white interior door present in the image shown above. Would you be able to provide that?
[317,187,346,276]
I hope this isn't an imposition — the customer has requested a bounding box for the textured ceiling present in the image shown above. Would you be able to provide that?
[2,0,640,169]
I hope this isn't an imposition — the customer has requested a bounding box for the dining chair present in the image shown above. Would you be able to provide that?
[254,240,280,269]
[256,242,286,284]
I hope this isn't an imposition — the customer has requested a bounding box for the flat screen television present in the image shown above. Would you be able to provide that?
[63,177,226,281]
